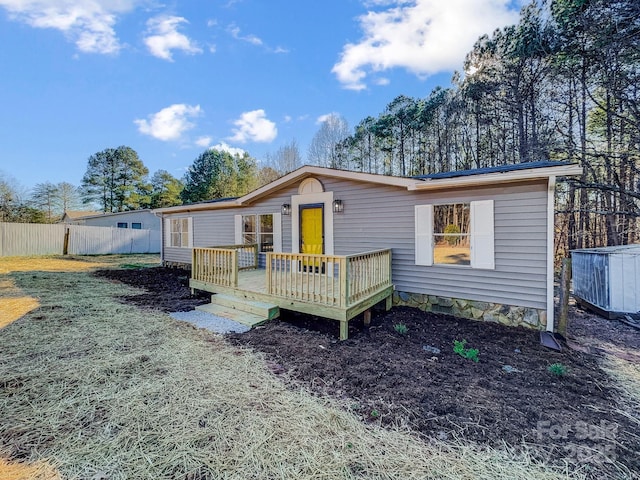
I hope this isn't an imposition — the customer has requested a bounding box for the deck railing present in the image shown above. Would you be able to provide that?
[210,244,258,270]
[192,244,258,287]
[345,249,393,305]
[267,253,347,307]
[266,249,392,307]
[192,246,392,308]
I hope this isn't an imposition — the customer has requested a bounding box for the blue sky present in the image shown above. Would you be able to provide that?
[0,0,524,192]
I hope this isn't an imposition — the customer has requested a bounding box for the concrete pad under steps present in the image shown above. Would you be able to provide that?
[210,294,280,320]
[195,303,269,328]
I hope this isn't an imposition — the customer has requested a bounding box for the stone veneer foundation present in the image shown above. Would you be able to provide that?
[392,291,547,330]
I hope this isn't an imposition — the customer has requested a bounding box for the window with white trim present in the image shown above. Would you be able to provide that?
[235,213,282,253]
[433,203,470,265]
[169,218,192,248]
[242,214,273,252]
[117,222,127,228]
[415,200,494,269]
[131,222,142,229]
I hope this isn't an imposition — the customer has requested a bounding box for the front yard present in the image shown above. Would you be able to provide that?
[1,256,638,479]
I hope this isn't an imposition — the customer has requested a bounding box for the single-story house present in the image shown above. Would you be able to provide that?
[61,209,161,232]
[154,162,582,339]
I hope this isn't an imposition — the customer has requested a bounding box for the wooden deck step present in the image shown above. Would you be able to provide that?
[195,303,269,328]
[210,294,280,320]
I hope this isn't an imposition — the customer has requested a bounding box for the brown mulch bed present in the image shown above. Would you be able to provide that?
[96,267,640,478]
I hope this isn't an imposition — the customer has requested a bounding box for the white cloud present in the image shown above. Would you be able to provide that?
[229,109,277,143]
[143,15,202,61]
[316,112,340,125]
[225,22,288,54]
[210,142,246,157]
[134,103,202,141]
[332,0,521,90]
[195,136,212,148]
[227,23,263,46]
[0,0,139,54]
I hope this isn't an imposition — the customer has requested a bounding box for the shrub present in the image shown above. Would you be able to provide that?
[453,339,479,362]
[548,363,568,377]
[394,323,408,335]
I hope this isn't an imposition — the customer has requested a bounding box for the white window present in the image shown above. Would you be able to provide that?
[167,217,192,248]
[257,214,274,252]
[235,213,282,253]
[242,214,257,245]
[241,214,273,252]
[415,200,494,269]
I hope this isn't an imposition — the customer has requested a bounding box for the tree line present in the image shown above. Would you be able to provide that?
[319,0,639,254]
[0,145,278,223]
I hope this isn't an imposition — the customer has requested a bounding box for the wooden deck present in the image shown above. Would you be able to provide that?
[190,246,393,339]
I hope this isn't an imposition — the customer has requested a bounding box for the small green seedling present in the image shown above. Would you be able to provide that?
[453,339,479,362]
[394,323,408,335]
[548,363,567,377]
[370,409,380,418]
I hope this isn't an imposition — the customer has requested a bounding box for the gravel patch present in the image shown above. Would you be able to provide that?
[170,310,251,334]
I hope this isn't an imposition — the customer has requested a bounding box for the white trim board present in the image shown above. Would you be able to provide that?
[546,176,556,332]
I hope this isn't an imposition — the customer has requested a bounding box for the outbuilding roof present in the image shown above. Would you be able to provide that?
[62,210,102,219]
[61,209,155,221]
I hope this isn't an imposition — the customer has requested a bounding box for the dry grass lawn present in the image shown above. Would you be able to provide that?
[0,255,159,329]
[0,255,606,479]
[0,457,61,480]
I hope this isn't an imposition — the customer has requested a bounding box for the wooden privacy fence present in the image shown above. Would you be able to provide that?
[0,222,161,256]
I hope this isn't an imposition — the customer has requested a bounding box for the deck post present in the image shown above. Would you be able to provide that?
[340,257,348,308]
[339,320,349,340]
[253,243,259,269]
[266,252,272,293]
[363,309,371,327]
[231,250,238,287]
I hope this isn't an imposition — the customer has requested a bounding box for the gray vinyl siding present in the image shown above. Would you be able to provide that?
[321,177,549,310]
[162,185,297,265]
[162,176,549,310]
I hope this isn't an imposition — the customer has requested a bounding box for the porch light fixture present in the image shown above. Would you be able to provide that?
[281,203,291,216]
[333,199,344,213]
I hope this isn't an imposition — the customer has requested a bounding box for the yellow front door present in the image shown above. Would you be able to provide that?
[300,205,324,270]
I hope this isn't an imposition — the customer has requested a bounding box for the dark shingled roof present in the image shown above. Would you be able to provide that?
[187,196,239,206]
[412,161,572,180]
[202,196,239,204]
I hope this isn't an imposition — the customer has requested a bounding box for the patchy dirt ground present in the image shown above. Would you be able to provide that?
[97,267,640,478]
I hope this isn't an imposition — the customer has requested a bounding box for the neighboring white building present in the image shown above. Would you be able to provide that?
[61,209,161,232]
